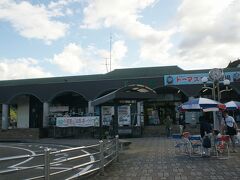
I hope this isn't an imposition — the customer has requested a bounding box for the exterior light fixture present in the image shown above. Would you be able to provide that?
[223,79,230,86]
[201,68,231,130]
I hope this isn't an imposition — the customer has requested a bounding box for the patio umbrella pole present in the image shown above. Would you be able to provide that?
[212,82,219,130]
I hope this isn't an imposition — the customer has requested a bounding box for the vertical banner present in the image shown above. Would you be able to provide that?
[118,105,131,126]
[101,106,114,126]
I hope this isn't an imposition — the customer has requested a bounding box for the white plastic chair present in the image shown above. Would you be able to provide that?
[172,134,185,155]
[188,135,203,157]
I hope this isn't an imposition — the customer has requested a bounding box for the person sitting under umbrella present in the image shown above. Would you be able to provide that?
[199,113,212,156]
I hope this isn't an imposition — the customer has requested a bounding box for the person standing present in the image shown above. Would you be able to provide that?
[199,114,212,156]
[179,113,186,135]
[109,115,114,137]
[221,111,238,152]
[199,114,212,138]
[164,115,173,138]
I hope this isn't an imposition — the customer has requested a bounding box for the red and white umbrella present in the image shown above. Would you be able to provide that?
[224,101,240,110]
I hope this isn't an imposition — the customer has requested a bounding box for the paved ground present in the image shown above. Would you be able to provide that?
[0,139,100,180]
[1,137,240,179]
[93,137,240,180]
[24,137,99,146]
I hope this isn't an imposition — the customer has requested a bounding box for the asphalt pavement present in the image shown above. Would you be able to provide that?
[0,138,100,180]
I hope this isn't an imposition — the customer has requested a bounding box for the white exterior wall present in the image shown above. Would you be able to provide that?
[17,96,30,128]
[43,102,49,127]
[2,104,9,129]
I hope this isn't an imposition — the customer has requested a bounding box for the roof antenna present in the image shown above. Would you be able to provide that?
[105,58,109,73]
[109,33,112,72]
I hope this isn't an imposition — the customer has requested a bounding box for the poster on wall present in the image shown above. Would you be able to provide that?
[118,105,131,126]
[101,106,114,126]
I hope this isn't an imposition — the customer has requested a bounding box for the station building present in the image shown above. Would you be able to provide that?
[0,61,240,139]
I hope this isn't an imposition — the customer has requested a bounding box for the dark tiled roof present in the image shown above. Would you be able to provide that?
[0,74,104,87]
[0,65,239,87]
[0,66,184,86]
[105,65,184,78]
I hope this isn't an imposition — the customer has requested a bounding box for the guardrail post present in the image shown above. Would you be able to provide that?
[99,140,104,175]
[115,135,119,162]
[44,148,50,180]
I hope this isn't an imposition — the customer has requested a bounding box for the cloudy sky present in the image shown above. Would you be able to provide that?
[0,0,239,80]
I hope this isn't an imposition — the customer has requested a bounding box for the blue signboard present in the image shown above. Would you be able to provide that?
[164,71,240,85]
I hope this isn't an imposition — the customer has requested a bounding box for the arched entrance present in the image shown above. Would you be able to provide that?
[143,86,188,126]
[48,91,90,138]
[49,91,88,117]
[8,94,43,128]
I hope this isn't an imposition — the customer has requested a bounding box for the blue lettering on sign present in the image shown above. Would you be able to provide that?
[164,71,240,85]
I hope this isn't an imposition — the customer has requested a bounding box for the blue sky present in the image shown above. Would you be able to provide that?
[0,0,239,80]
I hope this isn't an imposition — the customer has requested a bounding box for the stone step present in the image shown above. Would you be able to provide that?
[143,126,163,137]
[0,128,41,141]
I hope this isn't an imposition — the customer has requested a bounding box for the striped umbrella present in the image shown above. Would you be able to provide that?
[179,97,226,112]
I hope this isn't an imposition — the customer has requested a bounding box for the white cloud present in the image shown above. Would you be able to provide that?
[112,40,128,63]
[81,0,240,70]
[0,58,52,80]
[0,0,69,43]
[141,0,240,69]
[81,0,175,66]
[178,0,239,47]
[51,41,128,74]
[81,0,165,43]
[81,0,156,29]
[51,43,86,73]
[47,0,80,16]
[174,0,240,69]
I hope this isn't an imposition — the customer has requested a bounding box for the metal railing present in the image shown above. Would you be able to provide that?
[0,135,120,179]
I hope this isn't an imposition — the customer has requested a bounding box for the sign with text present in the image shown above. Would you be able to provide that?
[101,106,114,126]
[164,71,240,85]
[56,116,99,127]
[118,105,131,126]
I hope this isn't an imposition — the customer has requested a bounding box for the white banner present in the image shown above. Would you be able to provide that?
[56,116,99,127]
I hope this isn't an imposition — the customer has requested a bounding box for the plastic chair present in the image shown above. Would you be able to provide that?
[188,135,203,157]
[215,135,230,159]
[172,134,185,155]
